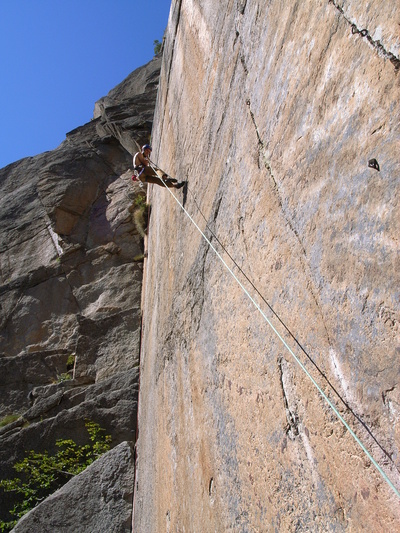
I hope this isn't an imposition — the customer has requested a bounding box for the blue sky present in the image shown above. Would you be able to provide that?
[0,0,171,169]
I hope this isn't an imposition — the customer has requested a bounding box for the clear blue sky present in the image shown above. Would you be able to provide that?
[0,0,171,169]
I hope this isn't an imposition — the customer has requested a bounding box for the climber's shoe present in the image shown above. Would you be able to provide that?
[163,174,177,183]
[175,181,186,189]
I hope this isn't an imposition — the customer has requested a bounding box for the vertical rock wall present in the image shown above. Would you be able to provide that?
[135,1,400,531]
[0,57,161,527]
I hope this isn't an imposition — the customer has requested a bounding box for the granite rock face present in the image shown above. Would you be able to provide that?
[134,1,400,532]
[11,441,135,533]
[94,54,161,156]
[0,56,161,524]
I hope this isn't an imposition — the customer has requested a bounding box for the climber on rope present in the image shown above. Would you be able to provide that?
[132,144,185,189]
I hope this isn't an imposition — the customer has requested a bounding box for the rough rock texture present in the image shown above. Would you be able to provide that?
[134,1,400,532]
[94,55,161,156]
[11,441,135,533]
[0,56,161,523]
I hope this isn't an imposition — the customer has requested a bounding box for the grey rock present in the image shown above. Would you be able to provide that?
[0,57,159,417]
[0,55,160,522]
[0,369,138,482]
[11,441,135,533]
[94,56,161,155]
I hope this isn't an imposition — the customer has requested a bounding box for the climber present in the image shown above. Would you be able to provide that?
[133,145,185,189]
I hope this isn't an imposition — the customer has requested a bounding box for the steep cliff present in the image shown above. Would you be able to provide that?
[134,1,400,531]
[0,57,161,530]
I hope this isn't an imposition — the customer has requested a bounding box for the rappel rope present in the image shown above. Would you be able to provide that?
[147,160,400,501]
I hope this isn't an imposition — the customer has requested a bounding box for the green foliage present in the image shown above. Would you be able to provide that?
[153,39,162,55]
[66,354,75,370]
[57,372,72,383]
[134,192,147,208]
[0,414,20,428]
[133,194,149,239]
[0,421,112,532]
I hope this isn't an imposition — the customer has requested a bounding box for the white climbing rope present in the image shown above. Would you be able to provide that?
[148,162,400,501]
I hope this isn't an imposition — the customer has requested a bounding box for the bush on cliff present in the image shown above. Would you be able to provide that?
[0,421,112,532]
[153,39,162,55]
[133,193,149,240]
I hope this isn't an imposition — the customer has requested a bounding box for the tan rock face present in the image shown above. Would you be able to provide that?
[135,1,400,531]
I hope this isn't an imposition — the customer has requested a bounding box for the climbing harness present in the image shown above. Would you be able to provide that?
[132,167,144,188]
[148,163,400,501]
[132,148,148,187]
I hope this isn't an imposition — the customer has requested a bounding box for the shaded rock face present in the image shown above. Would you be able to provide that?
[134,1,400,532]
[94,55,161,156]
[12,441,135,533]
[0,56,161,522]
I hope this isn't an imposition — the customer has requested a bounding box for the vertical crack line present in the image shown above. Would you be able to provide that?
[278,357,299,439]
[36,184,83,315]
[328,0,400,70]
[45,222,63,256]
[237,0,247,16]
[36,184,63,257]
[240,54,249,76]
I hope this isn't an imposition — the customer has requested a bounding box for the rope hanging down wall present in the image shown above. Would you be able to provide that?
[148,161,400,501]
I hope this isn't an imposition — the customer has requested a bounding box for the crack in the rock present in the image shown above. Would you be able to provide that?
[212,195,223,223]
[246,99,263,148]
[329,0,400,70]
[246,98,335,347]
[244,100,400,477]
[0,266,64,297]
[35,190,83,315]
[278,357,299,439]
[240,54,249,76]
[237,0,247,16]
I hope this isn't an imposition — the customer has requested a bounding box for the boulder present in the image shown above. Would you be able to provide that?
[12,441,135,533]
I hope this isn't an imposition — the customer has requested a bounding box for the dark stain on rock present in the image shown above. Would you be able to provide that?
[368,158,380,171]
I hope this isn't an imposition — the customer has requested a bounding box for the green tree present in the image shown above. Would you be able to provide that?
[153,39,162,55]
[0,421,112,532]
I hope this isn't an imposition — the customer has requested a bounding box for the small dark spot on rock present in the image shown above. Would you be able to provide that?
[209,477,214,496]
[368,158,380,171]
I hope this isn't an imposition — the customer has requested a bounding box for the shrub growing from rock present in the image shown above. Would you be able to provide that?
[0,421,111,532]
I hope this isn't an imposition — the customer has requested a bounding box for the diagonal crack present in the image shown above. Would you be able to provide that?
[329,0,400,70]
[246,98,335,348]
